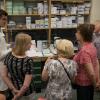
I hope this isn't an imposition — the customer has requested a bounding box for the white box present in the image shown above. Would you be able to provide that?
[71,7,77,15]
[44,18,48,28]
[26,17,31,29]
[78,16,84,24]
[51,23,57,28]
[78,5,85,14]
[51,7,58,14]
[43,3,48,14]
[37,3,44,14]
[37,40,43,51]
[31,24,35,29]
[56,21,62,28]
[60,10,66,15]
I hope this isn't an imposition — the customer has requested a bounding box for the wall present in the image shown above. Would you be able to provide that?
[90,0,100,23]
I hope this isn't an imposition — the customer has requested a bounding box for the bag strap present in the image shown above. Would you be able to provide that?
[57,59,71,81]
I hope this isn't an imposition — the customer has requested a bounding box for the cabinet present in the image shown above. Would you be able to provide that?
[0,0,91,45]
[0,0,91,92]
[6,0,50,43]
[50,0,91,43]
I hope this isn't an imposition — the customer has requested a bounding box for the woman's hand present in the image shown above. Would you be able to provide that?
[12,88,19,96]
[12,94,20,100]
[96,80,100,90]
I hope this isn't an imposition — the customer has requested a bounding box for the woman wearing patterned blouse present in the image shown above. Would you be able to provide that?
[73,24,100,100]
[1,33,34,100]
[42,39,77,100]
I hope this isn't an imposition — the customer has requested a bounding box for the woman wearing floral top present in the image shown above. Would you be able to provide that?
[42,39,77,100]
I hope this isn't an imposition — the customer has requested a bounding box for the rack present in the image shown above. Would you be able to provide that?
[0,0,91,92]
[0,0,91,44]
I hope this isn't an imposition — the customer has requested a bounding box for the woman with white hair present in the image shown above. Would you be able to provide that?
[42,39,77,100]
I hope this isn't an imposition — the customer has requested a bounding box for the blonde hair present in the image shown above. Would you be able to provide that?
[56,39,74,58]
[12,33,32,56]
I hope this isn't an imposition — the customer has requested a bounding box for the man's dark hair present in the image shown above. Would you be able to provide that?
[0,9,8,18]
[77,24,95,42]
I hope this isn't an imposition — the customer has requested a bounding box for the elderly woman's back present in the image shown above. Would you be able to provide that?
[42,39,77,100]
[44,59,77,100]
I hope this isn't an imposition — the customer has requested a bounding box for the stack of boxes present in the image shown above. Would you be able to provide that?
[6,1,48,15]
[0,1,4,10]
[26,18,49,29]
[51,6,58,14]
[84,3,91,14]
[44,18,48,28]
[6,1,13,15]
[7,0,90,29]
[50,2,91,28]
[35,19,44,28]
[6,1,26,15]
[71,6,77,15]
[43,2,48,14]
[50,16,77,28]
[26,17,31,29]
[51,17,58,28]
[56,20,62,28]
[37,2,48,15]
[77,5,85,14]
[13,1,26,15]
[77,5,85,24]
[6,1,49,29]
[34,18,48,29]
[27,2,48,29]
[37,3,44,14]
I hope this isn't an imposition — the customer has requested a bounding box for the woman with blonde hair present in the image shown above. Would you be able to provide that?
[1,33,34,100]
[42,39,77,100]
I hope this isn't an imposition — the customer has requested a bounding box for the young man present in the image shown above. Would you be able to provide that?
[0,9,11,59]
[0,9,11,98]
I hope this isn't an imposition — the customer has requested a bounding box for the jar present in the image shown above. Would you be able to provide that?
[33,7,38,14]
[27,7,33,14]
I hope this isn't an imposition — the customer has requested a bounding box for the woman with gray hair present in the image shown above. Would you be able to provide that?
[42,39,78,100]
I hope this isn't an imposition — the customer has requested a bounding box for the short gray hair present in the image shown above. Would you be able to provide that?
[56,39,74,58]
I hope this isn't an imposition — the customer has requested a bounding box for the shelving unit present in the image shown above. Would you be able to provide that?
[0,0,91,44]
[0,0,91,92]
[52,0,84,3]
[8,14,49,16]
[4,0,49,42]
[49,0,91,43]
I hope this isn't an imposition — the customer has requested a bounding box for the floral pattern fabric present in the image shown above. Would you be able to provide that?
[44,59,77,100]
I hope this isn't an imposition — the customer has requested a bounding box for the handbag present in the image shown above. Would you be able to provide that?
[57,59,77,89]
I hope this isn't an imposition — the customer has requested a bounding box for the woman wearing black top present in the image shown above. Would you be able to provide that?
[1,33,34,100]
